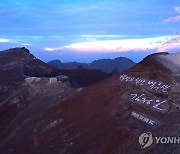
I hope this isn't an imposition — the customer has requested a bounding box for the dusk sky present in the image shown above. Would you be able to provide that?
[0,0,180,63]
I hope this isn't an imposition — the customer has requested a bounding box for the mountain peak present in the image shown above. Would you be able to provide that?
[156,52,180,74]
[143,52,180,74]
[0,47,35,59]
[0,47,59,84]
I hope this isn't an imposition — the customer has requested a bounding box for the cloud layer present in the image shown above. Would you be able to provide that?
[44,35,180,53]
[0,38,10,43]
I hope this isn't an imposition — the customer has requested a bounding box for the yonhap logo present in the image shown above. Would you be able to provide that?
[139,132,180,149]
[139,132,153,149]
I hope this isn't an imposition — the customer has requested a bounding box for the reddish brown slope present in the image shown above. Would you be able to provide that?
[0,52,180,154]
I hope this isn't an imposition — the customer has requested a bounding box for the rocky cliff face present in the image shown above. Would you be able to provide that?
[0,52,179,154]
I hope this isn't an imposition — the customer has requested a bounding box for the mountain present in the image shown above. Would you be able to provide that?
[63,62,90,70]
[0,47,59,84]
[90,57,135,73]
[46,59,63,69]
[47,60,90,70]
[47,57,135,73]
[0,52,180,154]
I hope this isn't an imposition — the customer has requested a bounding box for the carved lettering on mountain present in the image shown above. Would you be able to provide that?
[119,74,171,126]
[119,74,171,94]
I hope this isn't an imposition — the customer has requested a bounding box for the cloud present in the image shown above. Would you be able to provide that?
[44,47,64,52]
[0,37,34,47]
[174,6,180,13]
[45,36,180,53]
[157,35,180,52]
[0,38,10,43]
[0,37,31,45]
[163,15,180,23]
[21,43,32,46]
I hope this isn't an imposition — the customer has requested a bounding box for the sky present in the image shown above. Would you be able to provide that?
[0,0,180,63]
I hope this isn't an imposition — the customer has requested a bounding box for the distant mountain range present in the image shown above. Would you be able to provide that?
[47,57,135,73]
